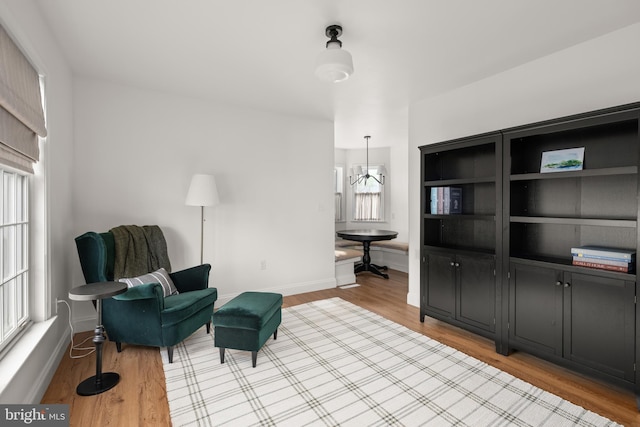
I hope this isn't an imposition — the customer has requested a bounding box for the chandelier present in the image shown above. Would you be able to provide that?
[349,136,386,186]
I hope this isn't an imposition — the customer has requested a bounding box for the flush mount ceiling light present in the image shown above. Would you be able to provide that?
[315,24,354,83]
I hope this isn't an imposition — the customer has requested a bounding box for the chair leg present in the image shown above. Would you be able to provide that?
[219,347,225,364]
[273,328,278,340]
[116,342,122,352]
[252,351,257,368]
[206,321,211,334]
[167,346,174,363]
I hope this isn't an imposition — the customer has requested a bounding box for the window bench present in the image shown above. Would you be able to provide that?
[334,239,409,284]
[335,247,363,286]
[370,240,409,253]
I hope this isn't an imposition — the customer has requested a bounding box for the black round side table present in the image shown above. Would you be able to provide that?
[68,281,127,396]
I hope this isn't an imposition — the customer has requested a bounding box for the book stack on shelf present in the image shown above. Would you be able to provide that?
[430,187,462,215]
[571,246,636,273]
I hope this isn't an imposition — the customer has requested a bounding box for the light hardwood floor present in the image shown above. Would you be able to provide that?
[42,270,640,426]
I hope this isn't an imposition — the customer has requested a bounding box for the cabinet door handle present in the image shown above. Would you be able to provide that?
[564,282,571,288]
[555,281,562,286]
[454,262,460,267]
[450,262,455,266]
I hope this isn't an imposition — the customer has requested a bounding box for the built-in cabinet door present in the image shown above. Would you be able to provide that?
[564,273,635,381]
[510,262,636,382]
[457,254,495,332]
[509,262,563,356]
[425,251,455,318]
[425,250,496,333]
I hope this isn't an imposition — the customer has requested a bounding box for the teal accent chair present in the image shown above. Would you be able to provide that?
[75,231,218,363]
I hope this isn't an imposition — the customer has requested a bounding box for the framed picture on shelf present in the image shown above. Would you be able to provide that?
[540,147,585,173]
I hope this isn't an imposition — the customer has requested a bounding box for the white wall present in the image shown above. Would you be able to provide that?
[71,78,336,324]
[407,23,640,306]
[0,0,75,403]
[389,132,409,243]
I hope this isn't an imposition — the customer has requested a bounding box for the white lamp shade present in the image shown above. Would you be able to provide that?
[354,165,363,176]
[185,174,220,207]
[377,165,387,176]
[315,46,354,83]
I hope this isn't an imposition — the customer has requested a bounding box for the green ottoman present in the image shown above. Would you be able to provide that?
[212,291,282,367]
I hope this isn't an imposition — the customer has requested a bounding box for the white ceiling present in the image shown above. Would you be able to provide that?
[35,0,640,148]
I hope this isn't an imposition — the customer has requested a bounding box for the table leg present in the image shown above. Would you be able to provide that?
[362,241,372,269]
[76,299,120,396]
[354,241,389,279]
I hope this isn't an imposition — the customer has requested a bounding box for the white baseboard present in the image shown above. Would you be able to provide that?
[73,277,338,322]
[215,277,336,307]
[336,272,356,286]
[28,322,70,403]
[335,257,359,286]
[74,314,98,333]
[406,291,420,308]
[0,316,70,404]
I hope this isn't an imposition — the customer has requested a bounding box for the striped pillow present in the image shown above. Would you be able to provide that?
[119,268,178,297]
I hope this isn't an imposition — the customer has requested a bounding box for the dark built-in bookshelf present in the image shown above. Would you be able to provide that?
[420,133,502,342]
[419,102,640,404]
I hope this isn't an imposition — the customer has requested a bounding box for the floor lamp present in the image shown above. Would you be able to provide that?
[185,174,220,264]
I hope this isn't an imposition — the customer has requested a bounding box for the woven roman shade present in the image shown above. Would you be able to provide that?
[0,23,47,173]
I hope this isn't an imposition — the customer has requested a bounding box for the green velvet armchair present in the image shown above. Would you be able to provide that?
[75,231,218,363]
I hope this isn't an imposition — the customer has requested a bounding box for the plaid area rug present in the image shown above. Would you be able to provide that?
[162,297,620,426]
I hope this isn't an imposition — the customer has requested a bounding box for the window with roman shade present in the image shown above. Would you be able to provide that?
[0,23,47,173]
[0,22,45,356]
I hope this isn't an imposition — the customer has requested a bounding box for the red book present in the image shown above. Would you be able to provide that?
[572,259,632,272]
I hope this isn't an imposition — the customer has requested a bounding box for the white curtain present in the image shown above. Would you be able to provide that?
[354,192,382,221]
[335,192,343,221]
